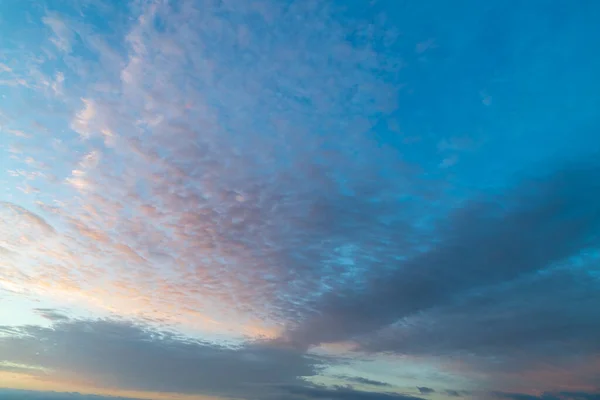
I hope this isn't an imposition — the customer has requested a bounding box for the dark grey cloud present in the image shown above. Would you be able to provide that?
[281,384,425,400]
[340,376,392,387]
[493,392,544,400]
[445,390,465,397]
[0,317,323,398]
[416,387,435,394]
[492,391,600,400]
[34,308,70,321]
[363,267,600,360]
[282,164,600,350]
[553,393,600,400]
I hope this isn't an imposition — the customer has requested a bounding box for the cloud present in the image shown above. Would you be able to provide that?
[492,391,600,400]
[439,155,458,168]
[281,385,425,400]
[341,377,392,388]
[34,308,70,322]
[0,245,16,257]
[70,99,118,146]
[2,128,31,138]
[71,99,97,139]
[416,387,435,395]
[0,316,325,398]
[0,202,55,236]
[66,150,101,191]
[42,14,75,53]
[0,63,12,73]
[281,164,600,349]
[51,71,65,95]
[0,202,57,255]
[362,268,600,359]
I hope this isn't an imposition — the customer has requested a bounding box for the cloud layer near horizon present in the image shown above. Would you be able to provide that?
[0,316,322,398]
[1,0,600,399]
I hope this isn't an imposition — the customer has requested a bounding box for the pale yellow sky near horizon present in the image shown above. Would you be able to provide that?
[0,370,226,400]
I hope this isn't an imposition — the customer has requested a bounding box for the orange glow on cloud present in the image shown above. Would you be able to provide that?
[502,357,600,394]
[0,371,224,400]
[2,276,280,340]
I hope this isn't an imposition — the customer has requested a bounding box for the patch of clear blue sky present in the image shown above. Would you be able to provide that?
[377,1,600,192]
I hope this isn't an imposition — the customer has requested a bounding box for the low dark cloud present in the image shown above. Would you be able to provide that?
[416,387,435,394]
[34,308,70,321]
[493,391,600,400]
[363,268,600,359]
[340,377,392,387]
[281,384,425,400]
[493,392,542,400]
[555,393,600,400]
[0,317,322,399]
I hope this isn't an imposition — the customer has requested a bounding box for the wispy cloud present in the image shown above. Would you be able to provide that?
[42,14,75,53]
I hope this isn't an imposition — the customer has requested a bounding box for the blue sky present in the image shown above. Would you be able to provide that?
[1,1,600,400]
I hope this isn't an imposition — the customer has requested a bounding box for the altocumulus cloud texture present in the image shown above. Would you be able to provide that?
[1,1,600,400]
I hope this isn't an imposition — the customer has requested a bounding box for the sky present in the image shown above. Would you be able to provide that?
[0,0,599,400]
